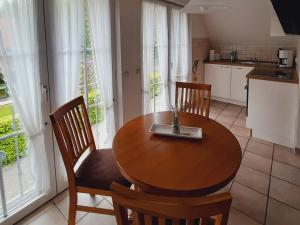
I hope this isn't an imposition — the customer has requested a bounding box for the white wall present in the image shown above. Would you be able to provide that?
[202,0,298,46]
[190,14,208,38]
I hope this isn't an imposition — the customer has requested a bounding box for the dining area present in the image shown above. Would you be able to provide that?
[46,81,243,225]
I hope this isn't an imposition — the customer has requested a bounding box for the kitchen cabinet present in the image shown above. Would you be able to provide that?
[230,66,253,102]
[204,64,231,99]
[246,79,298,148]
[204,63,254,105]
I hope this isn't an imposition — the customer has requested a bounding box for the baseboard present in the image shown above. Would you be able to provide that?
[211,96,246,106]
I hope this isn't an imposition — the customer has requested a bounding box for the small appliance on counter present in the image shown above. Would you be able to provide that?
[277,49,294,67]
[209,50,215,61]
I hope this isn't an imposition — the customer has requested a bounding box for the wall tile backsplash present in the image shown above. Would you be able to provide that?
[213,44,296,62]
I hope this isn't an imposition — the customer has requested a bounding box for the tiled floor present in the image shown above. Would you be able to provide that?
[16,100,300,225]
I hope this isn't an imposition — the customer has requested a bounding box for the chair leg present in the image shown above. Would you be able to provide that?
[68,191,77,225]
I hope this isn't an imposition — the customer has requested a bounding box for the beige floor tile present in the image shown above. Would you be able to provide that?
[235,136,249,150]
[242,151,272,174]
[209,110,220,120]
[16,203,56,225]
[216,114,236,125]
[225,104,242,112]
[53,190,104,222]
[77,200,116,225]
[211,100,228,109]
[233,118,246,128]
[230,126,251,138]
[246,140,273,159]
[216,120,232,129]
[228,207,262,225]
[210,107,223,115]
[272,161,300,187]
[26,204,67,225]
[269,177,300,210]
[274,148,300,169]
[266,198,300,225]
[220,109,240,117]
[237,112,246,120]
[235,165,270,195]
[231,182,267,223]
[250,137,274,146]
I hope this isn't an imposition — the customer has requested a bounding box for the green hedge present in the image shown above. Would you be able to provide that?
[88,91,104,125]
[0,117,26,166]
[149,71,162,99]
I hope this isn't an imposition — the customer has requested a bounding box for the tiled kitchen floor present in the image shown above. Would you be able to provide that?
[16,100,300,225]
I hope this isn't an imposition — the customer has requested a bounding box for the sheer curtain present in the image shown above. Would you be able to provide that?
[49,0,84,108]
[142,0,169,114]
[0,0,49,193]
[47,0,84,187]
[88,0,115,147]
[170,7,189,105]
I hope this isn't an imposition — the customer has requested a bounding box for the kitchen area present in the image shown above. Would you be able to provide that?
[204,50,298,148]
[189,0,300,149]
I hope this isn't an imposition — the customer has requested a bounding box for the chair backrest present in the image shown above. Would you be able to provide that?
[111,183,232,225]
[50,96,96,174]
[175,82,211,117]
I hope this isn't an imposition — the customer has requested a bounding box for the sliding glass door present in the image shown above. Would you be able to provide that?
[142,0,189,113]
[0,0,56,224]
[45,0,115,192]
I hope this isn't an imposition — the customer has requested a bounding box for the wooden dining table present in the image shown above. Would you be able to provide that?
[112,111,242,197]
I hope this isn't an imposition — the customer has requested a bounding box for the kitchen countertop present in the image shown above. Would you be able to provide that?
[205,60,298,84]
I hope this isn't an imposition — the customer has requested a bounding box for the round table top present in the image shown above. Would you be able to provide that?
[113,111,242,196]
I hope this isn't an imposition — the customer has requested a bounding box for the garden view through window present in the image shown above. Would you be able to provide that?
[79,0,108,148]
[0,0,108,218]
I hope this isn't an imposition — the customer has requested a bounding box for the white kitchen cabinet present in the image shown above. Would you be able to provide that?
[246,79,298,148]
[204,63,254,105]
[204,64,231,99]
[230,66,254,102]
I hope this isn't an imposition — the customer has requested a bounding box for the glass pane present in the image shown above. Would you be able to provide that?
[0,94,35,218]
[79,1,108,148]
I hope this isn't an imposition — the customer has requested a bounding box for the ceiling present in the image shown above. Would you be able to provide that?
[193,0,298,46]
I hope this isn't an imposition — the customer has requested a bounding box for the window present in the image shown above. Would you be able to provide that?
[169,7,189,105]
[79,1,106,148]
[142,0,189,113]
[0,0,48,219]
[142,0,169,113]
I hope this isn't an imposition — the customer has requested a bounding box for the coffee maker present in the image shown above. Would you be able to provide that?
[277,49,294,67]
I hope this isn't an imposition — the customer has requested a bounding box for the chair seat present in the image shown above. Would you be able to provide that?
[75,149,131,190]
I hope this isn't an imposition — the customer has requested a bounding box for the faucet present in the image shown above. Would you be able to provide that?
[249,57,258,64]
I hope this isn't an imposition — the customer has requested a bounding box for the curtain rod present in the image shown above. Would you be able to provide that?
[159,0,185,7]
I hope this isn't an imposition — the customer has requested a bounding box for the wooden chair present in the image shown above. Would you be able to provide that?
[111,182,232,225]
[50,96,131,225]
[175,82,211,117]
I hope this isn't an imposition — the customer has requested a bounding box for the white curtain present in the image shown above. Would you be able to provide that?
[88,0,115,147]
[170,7,189,105]
[0,0,50,193]
[47,0,84,189]
[142,0,169,114]
[50,0,84,108]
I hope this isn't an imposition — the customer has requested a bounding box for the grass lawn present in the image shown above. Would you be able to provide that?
[0,103,12,121]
